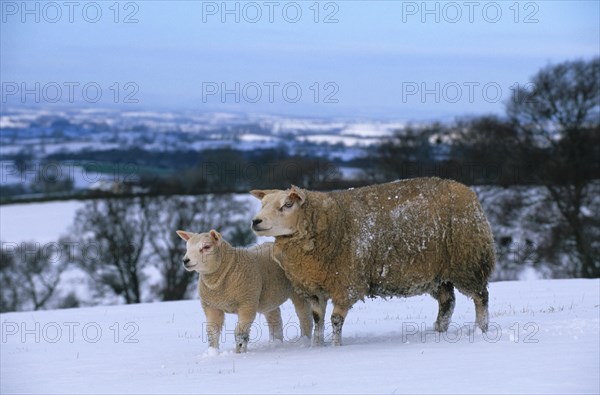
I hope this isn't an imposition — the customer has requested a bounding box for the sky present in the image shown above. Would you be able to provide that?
[1,0,599,120]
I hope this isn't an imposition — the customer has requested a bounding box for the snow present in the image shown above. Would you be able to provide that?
[338,122,404,138]
[0,116,28,129]
[297,134,381,147]
[237,134,280,143]
[338,166,366,180]
[0,200,84,243]
[1,279,598,394]
[0,197,272,246]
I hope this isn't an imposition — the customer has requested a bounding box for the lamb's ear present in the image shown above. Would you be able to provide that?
[176,230,192,241]
[289,185,306,205]
[209,229,222,243]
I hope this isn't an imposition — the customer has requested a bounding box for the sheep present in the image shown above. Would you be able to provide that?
[250,177,496,346]
[176,229,313,353]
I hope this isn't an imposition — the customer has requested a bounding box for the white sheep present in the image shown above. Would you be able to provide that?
[176,229,313,353]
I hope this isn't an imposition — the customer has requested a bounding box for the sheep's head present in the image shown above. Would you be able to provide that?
[176,229,224,274]
[250,186,306,237]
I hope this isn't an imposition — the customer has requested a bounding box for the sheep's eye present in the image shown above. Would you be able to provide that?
[279,201,293,211]
[201,245,211,252]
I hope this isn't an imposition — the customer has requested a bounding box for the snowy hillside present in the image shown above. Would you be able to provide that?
[2,279,598,394]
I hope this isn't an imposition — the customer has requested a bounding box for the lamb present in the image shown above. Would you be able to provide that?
[176,229,313,353]
[250,177,496,346]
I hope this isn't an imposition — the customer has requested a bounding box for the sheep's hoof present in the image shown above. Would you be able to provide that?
[478,322,488,333]
[434,321,450,332]
[332,333,343,346]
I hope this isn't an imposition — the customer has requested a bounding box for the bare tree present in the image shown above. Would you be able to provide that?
[145,195,256,301]
[450,116,523,186]
[507,57,600,277]
[73,198,151,304]
[378,124,444,181]
[0,241,68,311]
[0,245,20,312]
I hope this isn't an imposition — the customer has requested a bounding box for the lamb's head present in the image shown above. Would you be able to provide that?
[250,186,306,237]
[176,229,225,274]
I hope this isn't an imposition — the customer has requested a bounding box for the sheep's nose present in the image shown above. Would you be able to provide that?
[252,218,263,229]
[183,258,190,265]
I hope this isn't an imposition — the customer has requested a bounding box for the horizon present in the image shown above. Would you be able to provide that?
[2,1,599,120]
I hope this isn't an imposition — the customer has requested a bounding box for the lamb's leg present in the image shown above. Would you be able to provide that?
[203,306,224,350]
[473,288,489,333]
[309,296,327,346]
[290,292,313,339]
[235,307,257,353]
[432,282,455,332]
[331,304,349,347]
[264,307,283,342]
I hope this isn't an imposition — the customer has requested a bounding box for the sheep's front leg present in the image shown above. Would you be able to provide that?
[235,307,257,353]
[203,306,224,350]
[264,307,283,342]
[331,304,349,347]
[309,295,327,346]
[290,292,313,339]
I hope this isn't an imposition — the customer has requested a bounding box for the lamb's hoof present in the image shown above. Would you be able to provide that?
[311,338,324,347]
[235,344,248,353]
[332,334,343,346]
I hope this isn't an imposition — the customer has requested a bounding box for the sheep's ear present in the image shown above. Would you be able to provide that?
[209,229,222,243]
[289,185,306,205]
[250,189,279,200]
[176,230,191,241]
[250,190,267,200]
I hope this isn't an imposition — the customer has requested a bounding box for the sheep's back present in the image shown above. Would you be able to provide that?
[329,178,494,299]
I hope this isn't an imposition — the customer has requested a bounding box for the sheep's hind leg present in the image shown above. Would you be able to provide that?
[331,304,349,347]
[264,307,283,342]
[309,296,327,346]
[473,288,489,333]
[432,282,455,332]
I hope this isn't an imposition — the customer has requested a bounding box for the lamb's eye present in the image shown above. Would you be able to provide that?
[201,245,211,252]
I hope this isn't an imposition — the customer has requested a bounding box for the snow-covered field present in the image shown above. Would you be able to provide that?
[1,279,598,394]
[0,200,84,243]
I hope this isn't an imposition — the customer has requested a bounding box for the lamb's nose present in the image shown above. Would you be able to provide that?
[183,258,190,265]
[252,218,263,228]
